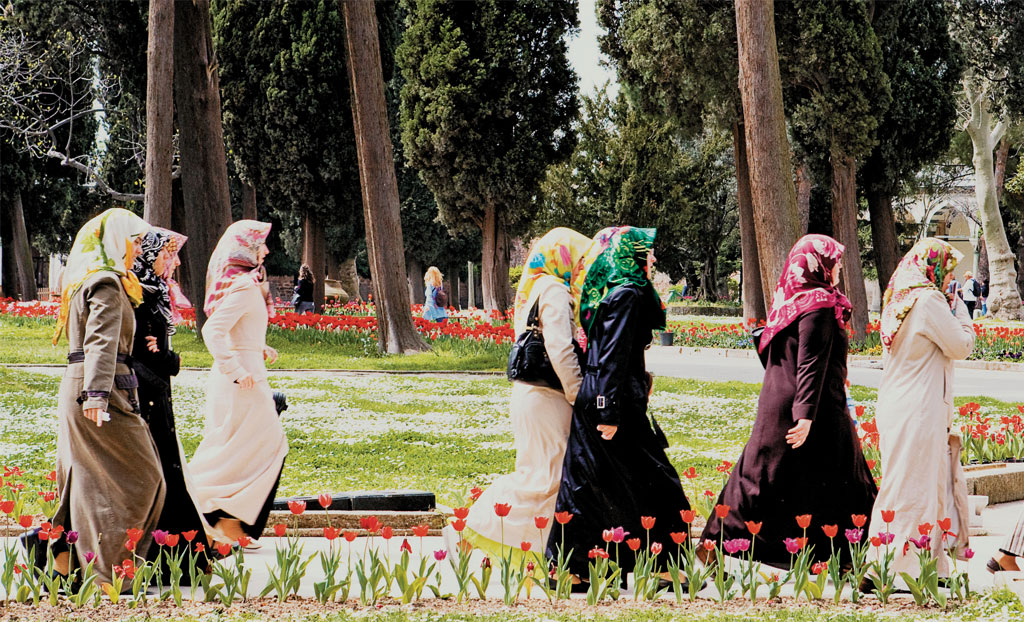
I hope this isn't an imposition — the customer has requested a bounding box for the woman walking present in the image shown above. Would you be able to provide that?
[462,228,588,562]
[189,220,288,544]
[868,238,974,578]
[48,208,165,586]
[293,264,315,314]
[422,266,448,322]
[547,226,690,583]
[130,227,209,565]
[700,234,876,567]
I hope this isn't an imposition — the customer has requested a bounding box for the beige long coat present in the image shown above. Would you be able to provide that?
[869,290,974,577]
[465,276,583,558]
[54,273,166,585]
[189,279,288,526]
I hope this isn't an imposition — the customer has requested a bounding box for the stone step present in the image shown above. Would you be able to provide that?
[262,510,447,538]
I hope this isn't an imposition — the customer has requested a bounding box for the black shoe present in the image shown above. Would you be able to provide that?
[17,528,47,571]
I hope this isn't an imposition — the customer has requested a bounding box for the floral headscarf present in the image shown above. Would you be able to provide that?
[574,226,666,338]
[160,229,192,325]
[880,237,962,351]
[132,227,190,335]
[513,227,591,326]
[204,220,274,318]
[53,208,150,345]
[758,234,851,353]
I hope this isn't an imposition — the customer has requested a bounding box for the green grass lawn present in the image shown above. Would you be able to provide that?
[3,364,1020,516]
[0,316,509,371]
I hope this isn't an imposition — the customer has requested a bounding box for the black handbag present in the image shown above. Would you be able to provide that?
[506,302,563,390]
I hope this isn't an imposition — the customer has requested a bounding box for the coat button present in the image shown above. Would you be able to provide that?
[148,401,154,406]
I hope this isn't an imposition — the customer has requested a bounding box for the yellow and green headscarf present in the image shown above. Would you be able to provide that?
[574,226,666,338]
[880,237,962,351]
[53,208,151,344]
[513,227,592,326]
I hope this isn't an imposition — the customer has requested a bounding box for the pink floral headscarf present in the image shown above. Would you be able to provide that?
[204,220,274,318]
[154,227,192,326]
[758,234,852,353]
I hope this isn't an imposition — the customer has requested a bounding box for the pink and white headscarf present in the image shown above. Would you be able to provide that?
[758,234,852,353]
[204,220,274,318]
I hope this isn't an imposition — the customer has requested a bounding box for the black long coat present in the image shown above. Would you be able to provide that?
[700,308,877,568]
[546,284,690,576]
[132,307,209,561]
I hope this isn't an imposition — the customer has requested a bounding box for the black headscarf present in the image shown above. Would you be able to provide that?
[132,229,175,335]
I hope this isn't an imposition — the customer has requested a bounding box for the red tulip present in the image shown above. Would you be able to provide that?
[237,536,252,548]
[650,542,663,555]
[165,533,180,547]
[702,539,716,551]
[45,470,57,482]
[880,509,895,523]
[494,503,511,517]
[716,460,733,474]
[742,520,761,536]
[381,526,394,540]
[534,516,550,529]
[324,527,341,540]
[400,538,412,554]
[917,522,933,536]
[795,514,812,529]
[195,542,206,553]
[18,515,32,528]
[215,542,232,557]
[288,500,306,515]
[412,524,430,538]
[0,500,14,515]
[452,518,467,532]
[360,516,380,533]
[626,538,642,552]
[343,530,357,542]
[640,516,656,530]
[554,511,573,525]
[866,459,876,470]
[470,487,483,501]
[682,467,697,479]
[521,541,531,552]
[714,504,730,519]
[796,537,808,549]
[126,528,144,543]
[938,517,952,532]
[670,532,687,545]
[453,507,470,519]
[851,514,867,528]
[602,529,615,543]
[183,530,198,542]
[318,493,332,509]
[680,509,696,524]
[822,525,838,538]
[274,524,287,537]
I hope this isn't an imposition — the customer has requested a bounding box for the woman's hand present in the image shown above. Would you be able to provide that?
[263,345,279,365]
[83,408,104,427]
[236,374,255,389]
[786,419,812,448]
[145,335,159,353]
[597,424,617,441]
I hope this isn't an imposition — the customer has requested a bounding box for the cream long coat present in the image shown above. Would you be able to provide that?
[465,276,583,557]
[189,279,288,525]
[869,290,974,577]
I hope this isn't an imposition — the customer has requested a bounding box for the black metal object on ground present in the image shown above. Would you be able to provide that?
[272,491,435,512]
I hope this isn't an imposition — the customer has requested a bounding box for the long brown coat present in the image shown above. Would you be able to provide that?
[53,273,165,585]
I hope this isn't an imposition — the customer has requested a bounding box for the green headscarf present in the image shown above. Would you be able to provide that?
[574,226,666,338]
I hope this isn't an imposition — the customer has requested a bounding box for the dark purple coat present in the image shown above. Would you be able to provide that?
[701,308,876,567]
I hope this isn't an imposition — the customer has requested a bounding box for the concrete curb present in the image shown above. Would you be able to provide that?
[965,462,1024,505]
[0,363,504,375]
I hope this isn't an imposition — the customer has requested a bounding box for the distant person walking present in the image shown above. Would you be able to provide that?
[422,266,448,322]
[982,279,990,315]
[962,271,980,318]
[293,264,315,314]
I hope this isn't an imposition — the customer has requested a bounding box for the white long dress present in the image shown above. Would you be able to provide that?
[869,290,974,577]
[189,279,289,526]
[464,276,583,559]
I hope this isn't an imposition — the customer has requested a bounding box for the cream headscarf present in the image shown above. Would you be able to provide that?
[204,220,274,318]
[53,208,150,345]
[880,237,963,352]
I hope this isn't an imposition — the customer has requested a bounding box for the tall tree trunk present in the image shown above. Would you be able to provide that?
[964,81,1023,319]
[831,154,868,340]
[241,181,257,220]
[144,0,175,228]
[795,160,812,236]
[303,211,326,312]
[480,201,511,312]
[978,234,989,285]
[174,0,233,332]
[342,0,428,353]
[406,256,424,304]
[866,185,900,293]
[992,138,1024,295]
[733,122,766,320]
[450,261,461,310]
[734,0,802,312]
[1,191,38,300]
[339,256,360,303]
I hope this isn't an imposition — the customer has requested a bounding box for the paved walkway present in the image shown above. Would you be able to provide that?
[2,500,1022,601]
[645,347,1024,403]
